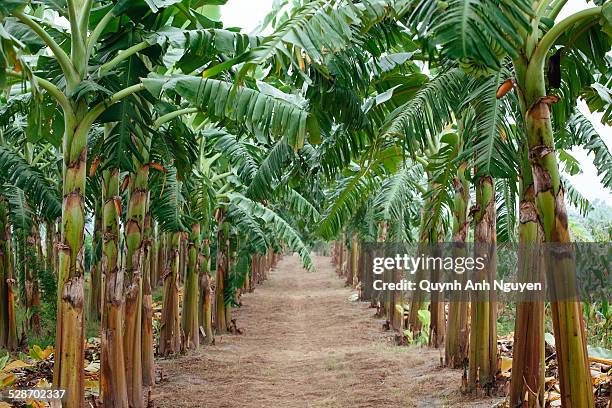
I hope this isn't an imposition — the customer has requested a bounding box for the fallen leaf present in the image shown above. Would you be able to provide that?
[30,345,53,361]
[85,361,100,373]
[500,357,512,373]
[0,373,17,387]
[2,360,32,372]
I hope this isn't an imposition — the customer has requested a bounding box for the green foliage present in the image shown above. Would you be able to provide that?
[459,72,519,179]
[150,165,187,232]
[228,193,313,271]
[245,139,293,200]
[204,0,411,79]
[0,146,61,221]
[558,111,612,190]
[407,0,533,70]
[144,74,312,148]
[569,200,612,242]
[380,68,465,151]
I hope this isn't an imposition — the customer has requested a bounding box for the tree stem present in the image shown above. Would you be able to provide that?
[98,42,150,75]
[12,11,79,88]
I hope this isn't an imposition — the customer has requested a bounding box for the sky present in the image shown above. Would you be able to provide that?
[221,0,612,205]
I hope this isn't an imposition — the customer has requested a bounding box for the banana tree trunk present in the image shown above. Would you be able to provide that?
[243,255,251,293]
[445,162,470,367]
[346,233,358,288]
[371,223,387,310]
[408,215,428,334]
[252,254,260,287]
[156,230,167,288]
[468,175,497,393]
[0,195,17,350]
[89,201,103,322]
[510,150,545,406]
[337,234,344,276]
[54,110,88,407]
[215,213,228,334]
[225,244,235,331]
[44,220,56,276]
[25,221,42,334]
[182,224,201,351]
[159,232,181,356]
[429,239,445,348]
[141,212,155,387]
[199,239,214,345]
[123,163,149,408]
[360,243,373,303]
[521,70,593,406]
[100,168,129,408]
[0,196,7,348]
[149,224,159,289]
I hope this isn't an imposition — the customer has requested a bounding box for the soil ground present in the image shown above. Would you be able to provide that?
[152,255,503,408]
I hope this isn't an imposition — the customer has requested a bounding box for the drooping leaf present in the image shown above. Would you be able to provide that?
[143,74,311,148]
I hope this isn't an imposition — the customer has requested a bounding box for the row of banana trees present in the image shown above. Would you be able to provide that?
[0,0,611,407]
[311,1,611,407]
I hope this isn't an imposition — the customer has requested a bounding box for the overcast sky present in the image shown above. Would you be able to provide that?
[221,0,612,205]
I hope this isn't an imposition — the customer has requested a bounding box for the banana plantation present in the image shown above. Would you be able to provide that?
[0,0,611,407]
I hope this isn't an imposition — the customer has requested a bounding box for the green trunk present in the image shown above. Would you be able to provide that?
[89,200,103,322]
[123,163,149,408]
[141,212,155,387]
[156,231,167,288]
[445,163,470,367]
[225,242,235,331]
[215,215,228,334]
[429,224,445,348]
[199,239,214,345]
[149,224,159,289]
[54,107,87,407]
[0,196,6,348]
[159,232,181,356]
[100,168,129,408]
[0,195,17,350]
[468,175,497,393]
[45,220,56,277]
[182,224,201,350]
[408,215,428,334]
[520,69,594,406]
[510,148,545,406]
[372,223,387,310]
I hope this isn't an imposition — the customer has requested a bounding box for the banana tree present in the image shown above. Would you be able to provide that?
[0,2,153,402]
[1,0,252,403]
[406,1,611,403]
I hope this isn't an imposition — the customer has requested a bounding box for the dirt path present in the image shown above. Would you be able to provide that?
[153,255,500,408]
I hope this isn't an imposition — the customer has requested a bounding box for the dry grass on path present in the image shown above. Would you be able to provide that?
[152,255,502,408]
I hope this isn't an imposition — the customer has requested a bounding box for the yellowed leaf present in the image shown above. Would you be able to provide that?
[592,373,610,386]
[500,357,512,373]
[30,345,53,361]
[2,359,32,372]
[35,378,51,388]
[0,373,17,387]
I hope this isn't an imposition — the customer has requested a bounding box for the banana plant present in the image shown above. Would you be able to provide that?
[406,1,611,404]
